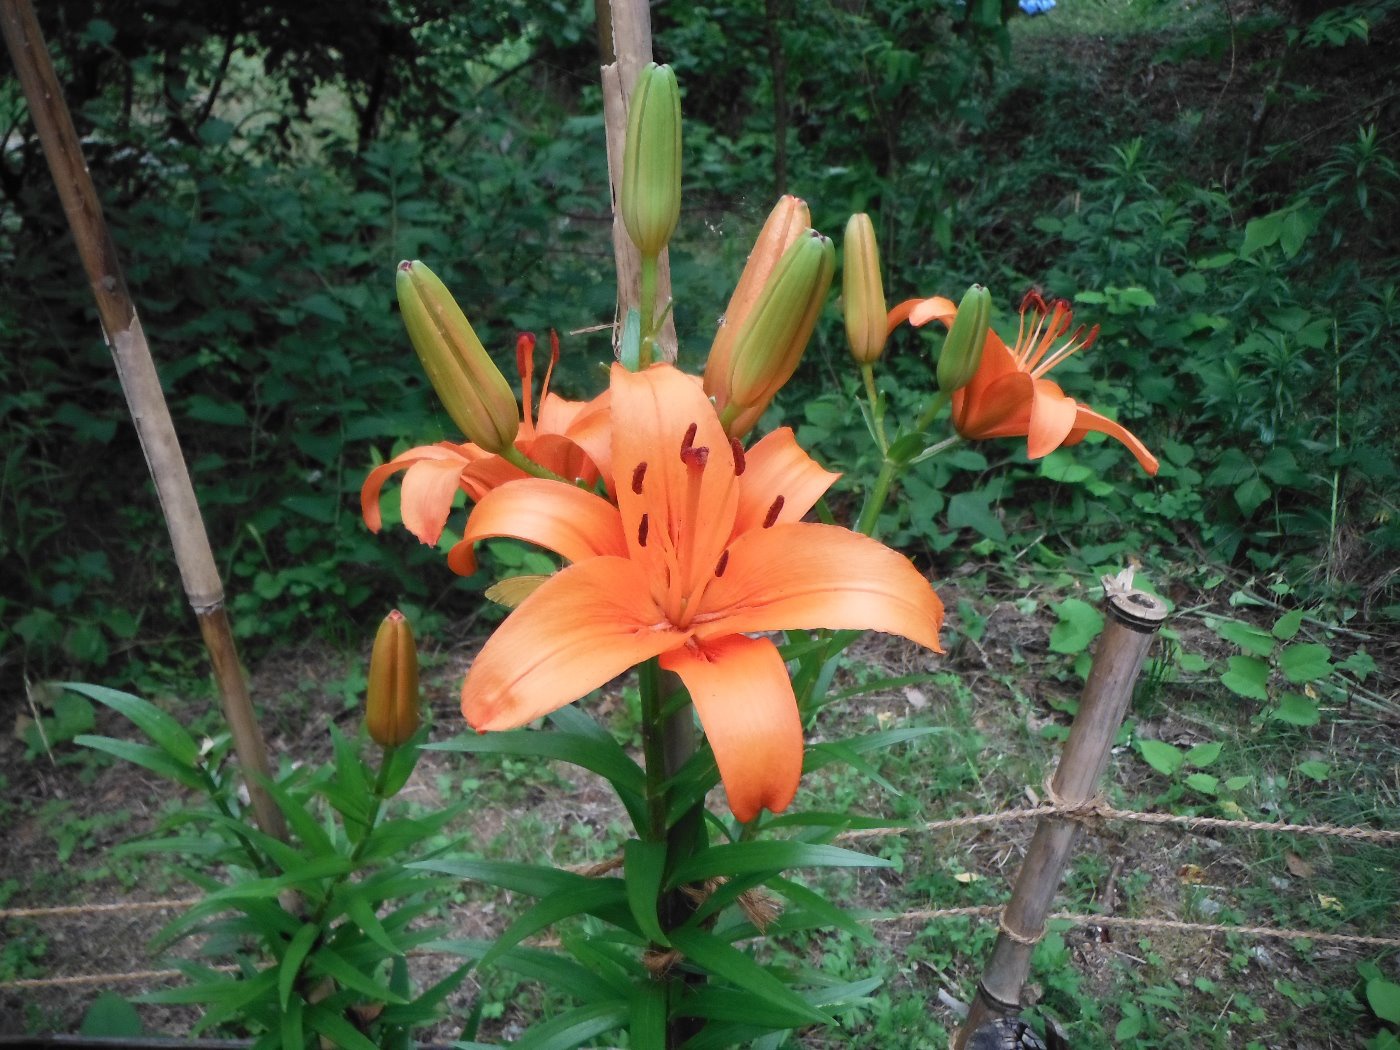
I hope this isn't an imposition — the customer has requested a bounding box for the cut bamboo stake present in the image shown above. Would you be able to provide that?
[597,0,679,362]
[954,580,1168,1047]
[1,0,287,843]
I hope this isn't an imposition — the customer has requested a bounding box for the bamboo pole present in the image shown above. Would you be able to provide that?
[954,580,1168,1047]
[1,0,287,843]
[597,0,679,362]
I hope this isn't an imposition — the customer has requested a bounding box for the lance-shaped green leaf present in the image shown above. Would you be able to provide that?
[63,682,199,765]
[514,1000,631,1050]
[479,879,630,969]
[622,839,668,946]
[669,926,832,1027]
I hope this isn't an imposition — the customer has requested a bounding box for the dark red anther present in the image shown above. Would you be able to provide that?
[637,513,649,547]
[714,550,730,578]
[681,446,709,469]
[681,422,698,451]
[548,329,561,367]
[762,495,785,528]
[631,462,648,495]
[1082,323,1101,349]
[729,437,746,476]
[515,332,536,377]
[1019,288,1047,316]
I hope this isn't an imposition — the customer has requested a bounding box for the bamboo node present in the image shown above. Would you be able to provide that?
[1041,774,1107,829]
[997,910,1045,947]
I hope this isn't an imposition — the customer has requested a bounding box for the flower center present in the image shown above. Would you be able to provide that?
[1013,290,1099,379]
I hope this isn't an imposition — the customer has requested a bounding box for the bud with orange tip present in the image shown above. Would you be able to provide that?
[842,213,888,366]
[704,195,810,403]
[365,610,420,749]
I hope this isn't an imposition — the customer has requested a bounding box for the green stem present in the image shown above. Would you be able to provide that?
[861,363,888,454]
[204,767,274,877]
[638,658,669,843]
[639,253,659,369]
[501,443,568,483]
[855,457,899,538]
[915,389,950,433]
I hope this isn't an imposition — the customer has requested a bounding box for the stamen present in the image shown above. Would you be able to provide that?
[515,332,536,378]
[516,332,537,426]
[762,495,785,528]
[631,462,648,495]
[681,446,709,469]
[729,437,746,476]
[540,329,560,406]
[714,550,730,577]
[681,422,698,451]
[637,514,649,547]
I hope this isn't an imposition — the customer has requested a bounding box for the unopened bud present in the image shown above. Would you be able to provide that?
[366,610,420,749]
[397,261,519,453]
[704,195,810,393]
[842,213,887,365]
[937,284,991,394]
[621,63,682,257]
[716,230,835,437]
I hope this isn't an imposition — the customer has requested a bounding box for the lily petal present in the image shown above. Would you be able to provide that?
[906,295,959,329]
[518,433,601,487]
[660,635,803,823]
[953,369,1034,439]
[454,478,627,577]
[886,295,955,336]
[1025,378,1080,460]
[399,455,471,545]
[733,428,840,535]
[462,557,678,731]
[697,522,944,652]
[361,443,473,535]
[458,456,527,502]
[1066,404,1160,475]
[611,364,739,601]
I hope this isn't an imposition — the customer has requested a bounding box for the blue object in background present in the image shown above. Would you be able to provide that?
[1019,0,1056,14]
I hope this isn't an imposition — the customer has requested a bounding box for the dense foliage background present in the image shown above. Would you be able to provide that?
[2,0,1397,693]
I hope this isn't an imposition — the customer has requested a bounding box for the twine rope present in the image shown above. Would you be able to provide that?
[4,907,1398,991]
[4,798,1394,993]
[837,801,1400,844]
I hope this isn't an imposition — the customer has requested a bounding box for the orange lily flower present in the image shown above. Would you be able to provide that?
[891,291,1159,474]
[361,331,612,553]
[456,363,944,823]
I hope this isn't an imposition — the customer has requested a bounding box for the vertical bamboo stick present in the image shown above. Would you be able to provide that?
[1,0,287,843]
[954,581,1168,1047]
[597,0,679,362]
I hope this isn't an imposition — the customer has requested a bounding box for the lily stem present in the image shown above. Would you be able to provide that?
[638,658,669,843]
[639,253,659,369]
[855,458,899,538]
[915,389,950,433]
[501,444,569,483]
[861,363,888,454]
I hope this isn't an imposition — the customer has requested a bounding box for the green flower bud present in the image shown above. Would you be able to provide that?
[937,284,991,394]
[366,610,420,749]
[621,63,682,257]
[720,229,836,437]
[397,261,519,454]
[842,213,887,365]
